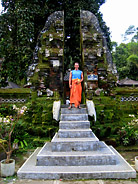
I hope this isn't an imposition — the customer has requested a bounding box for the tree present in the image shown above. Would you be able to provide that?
[0,0,110,86]
[113,36,138,80]
[122,25,138,43]
[127,55,138,80]
[111,41,118,52]
[0,0,49,86]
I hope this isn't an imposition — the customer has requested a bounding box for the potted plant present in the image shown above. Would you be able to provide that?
[0,105,27,177]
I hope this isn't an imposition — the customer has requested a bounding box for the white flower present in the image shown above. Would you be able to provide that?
[13,104,17,110]
[0,117,3,123]
[3,118,7,123]
[21,106,27,111]
[19,110,24,115]
[129,114,135,118]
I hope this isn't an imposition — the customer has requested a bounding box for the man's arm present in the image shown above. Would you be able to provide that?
[80,72,83,83]
[69,71,72,88]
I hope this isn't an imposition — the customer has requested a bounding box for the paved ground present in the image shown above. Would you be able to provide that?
[0,179,138,184]
[0,150,138,184]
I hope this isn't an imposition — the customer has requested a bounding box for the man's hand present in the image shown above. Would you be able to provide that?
[69,85,72,88]
[76,81,81,84]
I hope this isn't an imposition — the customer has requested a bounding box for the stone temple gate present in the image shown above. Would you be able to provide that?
[27,10,113,100]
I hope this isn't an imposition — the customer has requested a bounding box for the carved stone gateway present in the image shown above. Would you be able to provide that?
[27,10,113,99]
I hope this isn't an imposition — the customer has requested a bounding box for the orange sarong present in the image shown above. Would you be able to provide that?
[70,79,82,108]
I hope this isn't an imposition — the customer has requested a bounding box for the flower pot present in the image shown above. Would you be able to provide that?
[135,156,138,172]
[1,159,15,177]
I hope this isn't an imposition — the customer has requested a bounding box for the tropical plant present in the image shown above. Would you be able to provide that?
[0,105,27,163]
[118,114,138,146]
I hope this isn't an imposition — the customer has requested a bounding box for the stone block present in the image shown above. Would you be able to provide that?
[60,114,88,121]
[61,108,87,114]
[59,120,90,129]
[58,129,93,138]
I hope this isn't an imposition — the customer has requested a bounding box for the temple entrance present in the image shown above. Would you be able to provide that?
[27,10,112,102]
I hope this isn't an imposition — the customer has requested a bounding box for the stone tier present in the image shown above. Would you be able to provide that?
[36,142,117,166]
[51,133,99,152]
[17,147,136,179]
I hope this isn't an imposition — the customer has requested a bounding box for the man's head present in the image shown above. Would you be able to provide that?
[74,62,79,70]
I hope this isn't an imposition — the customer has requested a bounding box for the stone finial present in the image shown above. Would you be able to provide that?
[53,100,61,121]
[86,99,96,121]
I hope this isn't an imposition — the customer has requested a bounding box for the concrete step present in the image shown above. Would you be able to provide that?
[59,121,90,129]
[60,114,88,121]
[36,143,118,166]
[51,133,101,152]
[17,147,136,180]
[61,104,86,108]
[61,108,87,114]
[58,128,93,138]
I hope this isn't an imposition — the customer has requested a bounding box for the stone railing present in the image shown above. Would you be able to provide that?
[121,96,138,102]
[0,98,27,103]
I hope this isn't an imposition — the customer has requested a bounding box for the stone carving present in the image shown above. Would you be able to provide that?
[27,11,64,92]
[81,10,113,71]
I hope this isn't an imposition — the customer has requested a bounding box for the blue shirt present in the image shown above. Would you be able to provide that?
[72,70,82,80]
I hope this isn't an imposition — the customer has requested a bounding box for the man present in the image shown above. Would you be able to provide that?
[68,62,83,109]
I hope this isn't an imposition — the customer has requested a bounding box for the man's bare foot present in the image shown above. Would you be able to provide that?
[68,106,72,110]
[78,106,81,109]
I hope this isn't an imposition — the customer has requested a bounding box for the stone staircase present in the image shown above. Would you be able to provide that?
[17,105,136,180]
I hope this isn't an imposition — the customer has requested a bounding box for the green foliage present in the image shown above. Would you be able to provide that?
[122,25,138,42]
[0,97,59,149]
[0,104,16,116]
[23,97,59,140]
[91,89,138,146]
[12,119,29,150]
[127,55,138,80]
[0,88,31,99]
[118,115,138,146]
[113,41,138,80]
[115,87,138,95]
[0,0,111,85]
[0,105,27,163]
[0,0,48,86]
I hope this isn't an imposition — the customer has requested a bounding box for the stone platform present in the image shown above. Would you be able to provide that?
[17,105,136,179]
